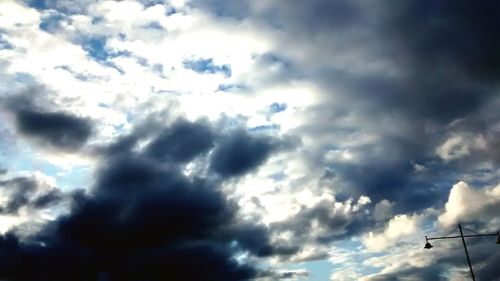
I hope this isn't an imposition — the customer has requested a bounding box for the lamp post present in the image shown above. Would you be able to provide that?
[424,224,500,281]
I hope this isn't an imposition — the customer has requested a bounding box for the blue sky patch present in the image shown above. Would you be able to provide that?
[183,58,232,78]
[166,7,177,16]
[39,13,65,33]
[217,83,247,92]
[82,37,109,61]
[0,34,13,50]
[270,102,287,113]
[14,72,35,83]
[139,0,166,8]
[26,0,48,10]
[249,124,280,132]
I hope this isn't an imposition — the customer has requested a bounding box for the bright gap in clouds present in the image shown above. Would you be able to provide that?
[0,0,499,280]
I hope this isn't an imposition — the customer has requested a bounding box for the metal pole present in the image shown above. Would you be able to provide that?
[459,224,476,281]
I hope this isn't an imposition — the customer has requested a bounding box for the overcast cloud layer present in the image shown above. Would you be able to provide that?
[0,0,499,280]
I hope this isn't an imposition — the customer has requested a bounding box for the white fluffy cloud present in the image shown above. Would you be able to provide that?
[362,213,423,252]
[438,181,500,228]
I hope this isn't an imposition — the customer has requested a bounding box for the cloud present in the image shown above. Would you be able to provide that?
[262,268,310,280]
[269,194,372,261]
[435,134,487,162]
[0,172,65,216]
[362,213,422,252]
[35,0,95,14]
[15,109,92,150]
[146,118,214,163]
[360,240,500,281]
[2,0,499,279]
[1,88,93,151]
[438,181,500,228]
[0,117,294,280]
[372,200,394,222]
[183,58,232,78]
[235,0,500,223]
[0,170,67,235]
[210,129,280,178]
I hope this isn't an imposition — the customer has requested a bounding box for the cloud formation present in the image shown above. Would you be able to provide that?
[0,118,293,280]
[15,109,92,150]
[0,173,64,215]
[2,89,93,151]
[0,0,498,280]
[146,118,214,163]
[438,181,500,228]
[210,129,279,178]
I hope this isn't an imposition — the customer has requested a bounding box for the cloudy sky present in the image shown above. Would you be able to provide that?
[0,0,499,280]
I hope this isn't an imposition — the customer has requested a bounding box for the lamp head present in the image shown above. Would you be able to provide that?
[424,242,433,249]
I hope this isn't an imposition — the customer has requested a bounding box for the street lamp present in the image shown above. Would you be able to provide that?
[424,224,500,281]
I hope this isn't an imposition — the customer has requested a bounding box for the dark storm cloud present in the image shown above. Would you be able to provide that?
[228,224,297,258]
[319,71,495,125]
[210,130,279,177]
[383,0,500,82]
[69,156,236,254]
[1,86,93,151]
[0,118,291,280]
[0,175,64,215]
[0,231,257,281]
[320,0,500,214]
[15,109,92,150]
[146,119,214,163]
[473,251,500,281]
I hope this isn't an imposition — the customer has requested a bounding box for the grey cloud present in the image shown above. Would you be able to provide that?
[15,109,93,150]
[0,175,65,215]
[259,0,500,215]
[210,130,280,178]
[146,118,214,163]
[2,90,93,151]
[189,6,500,275]
[0,177,36,214]
[5,0,500,279]
[270,198,371,255]
[0,117,294,280]
[366,241,500,281]
[259,269,310,280]
[381,0,500,82]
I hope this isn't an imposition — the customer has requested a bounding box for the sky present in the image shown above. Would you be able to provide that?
[0,0,499,280]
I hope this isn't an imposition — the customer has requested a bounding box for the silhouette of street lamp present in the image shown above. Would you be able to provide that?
[424,224,500,281]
